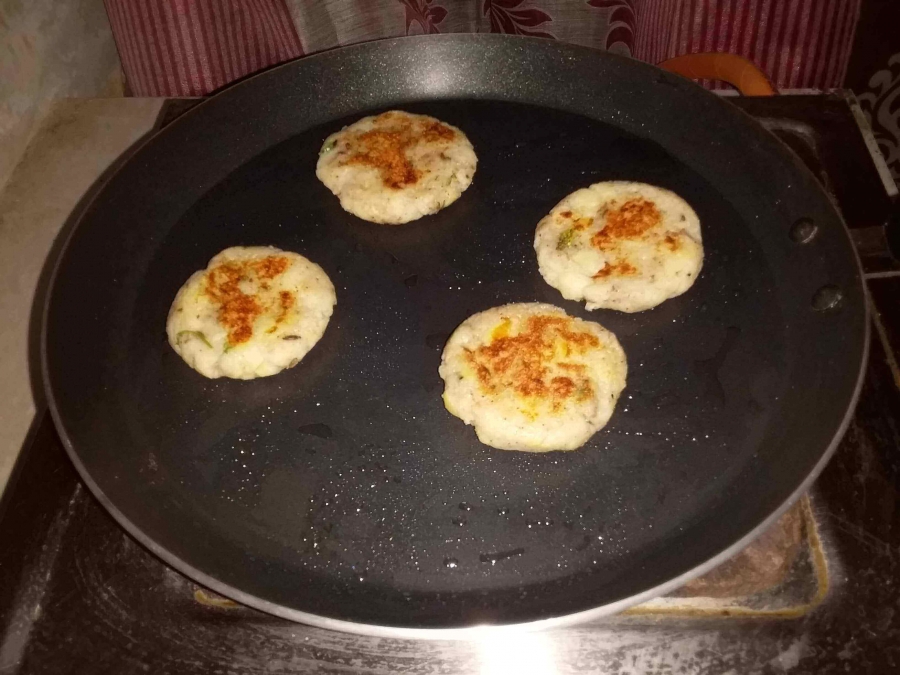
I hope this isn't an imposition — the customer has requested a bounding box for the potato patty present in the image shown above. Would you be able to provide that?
[316,110,477,224]
[534,182,703,312]
[166,246,336,379]
[439,303,627,452]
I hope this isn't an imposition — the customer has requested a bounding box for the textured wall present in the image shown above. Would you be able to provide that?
[0,0,123,188]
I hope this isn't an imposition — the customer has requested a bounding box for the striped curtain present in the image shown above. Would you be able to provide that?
[103,0,861,97]
[634,0,861,90]
[103,0,302,96]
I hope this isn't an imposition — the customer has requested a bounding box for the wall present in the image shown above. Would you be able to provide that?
[0,0,122,188]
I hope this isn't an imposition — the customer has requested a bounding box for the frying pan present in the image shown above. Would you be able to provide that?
[42,35,867,637]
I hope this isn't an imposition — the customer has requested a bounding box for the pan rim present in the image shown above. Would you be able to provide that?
[40,33,870,638]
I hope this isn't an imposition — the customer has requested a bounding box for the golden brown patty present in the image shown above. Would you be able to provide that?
[166,246,336,379]
[439,303,628,452]
[316,110,477,224]
[534,182,704,312]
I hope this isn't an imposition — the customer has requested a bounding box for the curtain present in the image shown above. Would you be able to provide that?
[103,0,861,96]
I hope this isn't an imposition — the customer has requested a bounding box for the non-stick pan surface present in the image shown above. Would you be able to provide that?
[43,36,866,635]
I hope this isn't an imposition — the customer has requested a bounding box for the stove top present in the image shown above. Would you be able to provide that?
[1,92,899,674]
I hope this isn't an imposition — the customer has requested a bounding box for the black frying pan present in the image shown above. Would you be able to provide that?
[42,35,867,637]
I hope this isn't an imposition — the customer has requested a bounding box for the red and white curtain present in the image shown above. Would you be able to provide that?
[103,0,302,96]
[633,0,861,90]
[103,0,861,96]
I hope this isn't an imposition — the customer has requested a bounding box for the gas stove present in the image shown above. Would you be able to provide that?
[1,92,898,674]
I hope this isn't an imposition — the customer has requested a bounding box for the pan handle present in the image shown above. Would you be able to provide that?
[658,53,775,96]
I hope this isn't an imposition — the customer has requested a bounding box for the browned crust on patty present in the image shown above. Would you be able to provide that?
[591,197,662,250]
[203,256,293,346]
[343,112,457,190]
[463,315,600,410]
